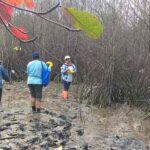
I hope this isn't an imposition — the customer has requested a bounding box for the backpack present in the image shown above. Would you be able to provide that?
[41,62,50,87]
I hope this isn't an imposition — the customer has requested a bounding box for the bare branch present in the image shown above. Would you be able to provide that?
[0,0,80,43]
[0,16,37,43]
[130,5,149,28]
[0,0,60,15]
[0,1,80,33]
[39,15,81,32]
[33,42,63,63]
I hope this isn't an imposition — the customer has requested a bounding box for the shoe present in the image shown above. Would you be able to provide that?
[36,108,41,113]
[32,106,36,113]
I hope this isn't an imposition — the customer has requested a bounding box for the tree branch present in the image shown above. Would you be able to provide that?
[38,15,81,32]
[130,4,149,28]
[0,0,60,15]
[33,42,63,63]
[0,16,37,43]
[0,0,81,42]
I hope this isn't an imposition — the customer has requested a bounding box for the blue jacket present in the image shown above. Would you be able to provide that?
[0,64,10,88]
[27,60,50,84]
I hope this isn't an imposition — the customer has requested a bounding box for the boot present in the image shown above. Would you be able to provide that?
[36,101,42,113]
[31,99,36,113]
[32,106,36,113]
[63,91,68,100]
[36,108,41,113]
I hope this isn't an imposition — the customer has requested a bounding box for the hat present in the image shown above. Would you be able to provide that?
[64,55,71,60]
[32,52,39,59]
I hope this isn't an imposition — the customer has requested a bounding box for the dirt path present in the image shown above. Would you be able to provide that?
[0,82,150,150]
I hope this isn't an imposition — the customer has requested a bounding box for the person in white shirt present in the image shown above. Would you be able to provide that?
[60,55,77,100]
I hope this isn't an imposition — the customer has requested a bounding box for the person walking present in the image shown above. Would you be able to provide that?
[61,55,77,101]
[0,60,11,103]
[27,52,50,113]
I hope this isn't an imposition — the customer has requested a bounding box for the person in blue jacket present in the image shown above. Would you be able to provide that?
[61,55,77,100]
[27,52,50,113]
[0,60,10,103]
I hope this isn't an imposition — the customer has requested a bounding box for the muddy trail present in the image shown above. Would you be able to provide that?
[0,82,150,150]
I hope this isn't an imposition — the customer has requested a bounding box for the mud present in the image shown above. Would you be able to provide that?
[0,82,149,150]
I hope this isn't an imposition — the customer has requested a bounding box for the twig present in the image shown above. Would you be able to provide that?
[0,0,60,15]
[33,42,63,63]
[0,16,37,43]
[0,1,81,42]
[38,15,81,32]
[0,136,16,140]
[0,0,81,31]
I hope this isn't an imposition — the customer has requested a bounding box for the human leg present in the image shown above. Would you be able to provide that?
[28,84,36,112]
[36,100,42,113]
[31,97,36,112]
[34,85,43,113]
[0,88,2,102]
[62,80,71,100]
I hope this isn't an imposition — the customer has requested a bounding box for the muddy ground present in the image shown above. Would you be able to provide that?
[0,82,150,150]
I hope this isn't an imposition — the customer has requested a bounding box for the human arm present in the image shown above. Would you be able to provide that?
[61,64,68,74]
[68,64,77,74]
[72,64,77,73]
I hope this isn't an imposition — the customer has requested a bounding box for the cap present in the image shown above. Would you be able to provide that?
[32,51,39,59]
[64,55,71,60]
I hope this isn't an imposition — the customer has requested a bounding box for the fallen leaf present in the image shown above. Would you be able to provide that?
[55,146,63,150]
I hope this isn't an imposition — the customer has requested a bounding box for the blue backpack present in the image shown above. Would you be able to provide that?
[41,62,50,87]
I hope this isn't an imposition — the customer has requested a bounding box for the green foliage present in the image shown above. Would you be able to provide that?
[64,7,103,39]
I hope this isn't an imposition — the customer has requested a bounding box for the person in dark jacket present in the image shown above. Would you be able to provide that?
[0,61,10,103]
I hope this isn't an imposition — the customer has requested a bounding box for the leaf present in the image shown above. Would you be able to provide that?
[5,0,23,6]
[5,0,35,8]
[0,2,13,23]
[5,139,9,143]
[64,7,103,39]
[13,46,22,51]
[54,146,63,150]
[10,25,29,40]
[24,0,35,8]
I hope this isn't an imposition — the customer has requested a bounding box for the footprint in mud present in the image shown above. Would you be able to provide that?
[0,110,72,150]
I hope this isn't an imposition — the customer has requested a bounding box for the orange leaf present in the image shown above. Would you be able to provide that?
[5,0,23,6]
[24,0,34,8]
